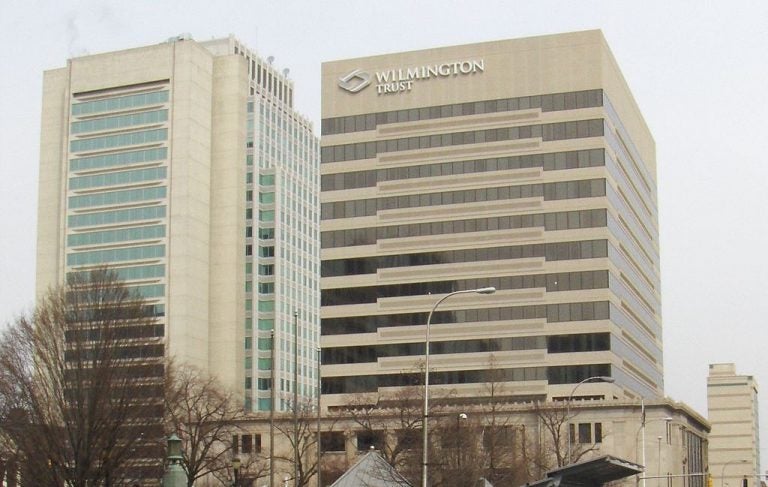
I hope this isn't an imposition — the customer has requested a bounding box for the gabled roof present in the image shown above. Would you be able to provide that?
[330,451,413,487]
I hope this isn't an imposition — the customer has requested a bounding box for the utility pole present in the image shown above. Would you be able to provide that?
[316,347,322,487]
[294,310,299,486]
[270,328,276,487]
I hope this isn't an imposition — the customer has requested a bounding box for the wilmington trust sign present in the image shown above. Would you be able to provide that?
[338,59,485,95]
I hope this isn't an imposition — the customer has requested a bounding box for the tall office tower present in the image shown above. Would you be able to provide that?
[36,35,319,411]
[708,363,761,487]
[320,30,661,408]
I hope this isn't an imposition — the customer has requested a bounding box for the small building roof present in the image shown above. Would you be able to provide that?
[523,455,643,487]
[330,451,412,487]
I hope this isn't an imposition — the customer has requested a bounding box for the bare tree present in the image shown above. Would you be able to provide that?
[164,364,253,486]
[472,358,532,486]
[532,400,603,469]
[207,451,269,487]
[274,399,329,487]
[347,387,424,472]
[0,268,164,486]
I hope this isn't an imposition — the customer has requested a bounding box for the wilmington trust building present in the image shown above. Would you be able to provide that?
[319,30,661,408]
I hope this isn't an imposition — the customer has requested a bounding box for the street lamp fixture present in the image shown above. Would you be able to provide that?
[232,456,241,487]
[722,460,748,487]
[565,375,615,464]
[422,287,496,487]
[456,413,468,472]
[639,415,673,487]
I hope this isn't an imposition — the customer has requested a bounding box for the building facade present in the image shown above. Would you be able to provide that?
[319,30,661,408]
[231,398,708,487]
[707,363,761,487]
[36,35,319,412]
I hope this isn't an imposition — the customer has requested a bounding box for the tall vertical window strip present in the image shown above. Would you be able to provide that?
[69,148,167,172]
[70,109,168,134]
[70,128,167,153]
[71,90,169,116]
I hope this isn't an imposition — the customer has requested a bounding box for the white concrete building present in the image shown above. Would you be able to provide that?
[36,35,319,411]
[708,363,761,487]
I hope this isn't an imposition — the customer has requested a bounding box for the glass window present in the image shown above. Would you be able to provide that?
[71,90,169,116]
[70,128,167,153]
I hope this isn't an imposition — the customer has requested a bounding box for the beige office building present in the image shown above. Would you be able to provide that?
[232,398,708,487]
[36,35,320,411]
[319,30,661,408]
[707,363,761,487]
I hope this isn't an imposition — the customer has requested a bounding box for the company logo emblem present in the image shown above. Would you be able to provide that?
[338,69,371,93]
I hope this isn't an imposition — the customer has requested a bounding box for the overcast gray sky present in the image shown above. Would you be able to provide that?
[1,0,766,469]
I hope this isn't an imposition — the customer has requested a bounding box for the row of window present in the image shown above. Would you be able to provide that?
[64,343,165,361]
[64,323,164,341]
[321,119,604,163]
[68,186,166,209]
[70,128,167,153]
[321,364,611,394]
[69,166,167,190]
[247,209,274,222]
[113,264,165,281]
[259,174,275,186]
[68,205,166,228]
[321,301,610,336]
[67,224,165,247]
[71,109,168,134]
[246,227,274,240]
[129,283,165,298]
[232,434,262,455]
[66,244,165,266]
[321,240,608,277]
[321,149,606,191]
[67,264,165,282]
[570,423,603,444]
[321,209,608,249]
[321,179,606,220]
[321,89,603,135]
[69,147,167,172]
[71,90,169,116]
[322,332,610,365]
[322,270,610,306]
[245,245,274,257]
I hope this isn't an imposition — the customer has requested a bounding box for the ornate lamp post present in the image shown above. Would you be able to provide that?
[162,434,187,487]
[232,456,241,487]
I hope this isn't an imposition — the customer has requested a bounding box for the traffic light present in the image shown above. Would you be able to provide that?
[707,473,713,487]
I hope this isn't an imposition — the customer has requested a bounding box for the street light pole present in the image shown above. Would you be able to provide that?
[639,414,673,487]
[270,329,276,487]
[232,456,241,487]
[293,310,299,487]
[422,287,495,487]
[657,436,662,487]
[316,347,322,487]
[456,413,467,472]
[565,375,615,464]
